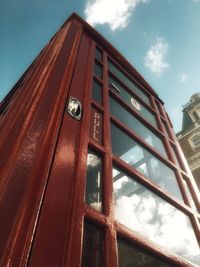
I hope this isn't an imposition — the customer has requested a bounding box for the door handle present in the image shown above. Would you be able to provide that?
[67,97,82,120]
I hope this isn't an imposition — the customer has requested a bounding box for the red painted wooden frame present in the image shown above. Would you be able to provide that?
[0,13,199,267]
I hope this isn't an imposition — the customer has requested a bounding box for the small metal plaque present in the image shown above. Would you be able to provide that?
[67,97,82,120]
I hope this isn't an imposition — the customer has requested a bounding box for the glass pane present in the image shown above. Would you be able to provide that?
[85,150,102,211]
[118,238,174,267]
[110,96,166,157]
[82,222,104,267]
[111,124,183,202]
[94,61,103,79]
[156,100,165,117]
[108,60,150,105]
[183,179,198,212]
[113,167,200,266]
[95,47,103,61]
[171,145,182,169]
[109,74,157,127]
[93,80,102,104]
[162,120,172,140]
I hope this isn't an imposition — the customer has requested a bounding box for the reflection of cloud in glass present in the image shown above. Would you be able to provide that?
[87,153,101,168]
[113,168,200,266]
[85,152,102,211]
[122,146,143,164]
[111,124,183,202]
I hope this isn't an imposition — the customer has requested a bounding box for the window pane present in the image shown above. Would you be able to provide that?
[94,61,103,79]
[85,150,102,211]
[95,47,103,61]
[113,167,200,266]
[109,74,157,127]
[108,60,150,105]
[156,100,165,117]
[118,238,173,267]
[82,222,104,267]
[111,124,183,202]
[162,120,172,140]
[93,80,102,104]
[183,179,198,212]
[171,145,182,169]
[110,97,166,157]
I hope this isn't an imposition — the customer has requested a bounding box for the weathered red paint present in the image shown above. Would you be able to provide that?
[0,13,199,267]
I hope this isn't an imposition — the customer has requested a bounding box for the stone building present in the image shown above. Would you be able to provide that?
[177,93,200,189]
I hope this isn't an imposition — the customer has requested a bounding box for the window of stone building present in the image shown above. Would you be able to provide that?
[192,111,199,122]
[190,134,200,149]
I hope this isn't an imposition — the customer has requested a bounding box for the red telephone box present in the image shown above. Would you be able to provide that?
[0,13,200,267]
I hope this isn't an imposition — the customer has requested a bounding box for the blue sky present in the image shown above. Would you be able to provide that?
[0,0,200,133]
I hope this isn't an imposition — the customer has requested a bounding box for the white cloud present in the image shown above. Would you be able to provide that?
[144,37,169,76]
[84,0,149,31]
[179,73,189,83]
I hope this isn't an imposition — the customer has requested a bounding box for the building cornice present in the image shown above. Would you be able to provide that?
[177,123,200,139]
